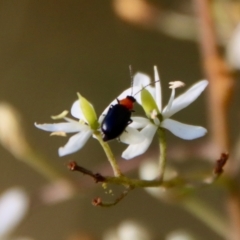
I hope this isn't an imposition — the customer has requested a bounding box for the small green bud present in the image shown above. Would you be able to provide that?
[141,88,159,118]
[77,93,99,130]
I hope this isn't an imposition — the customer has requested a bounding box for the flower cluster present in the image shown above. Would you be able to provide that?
[35,67,208,160]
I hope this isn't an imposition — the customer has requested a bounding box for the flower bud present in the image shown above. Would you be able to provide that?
[77,93,99,130]
[140,88,159,118]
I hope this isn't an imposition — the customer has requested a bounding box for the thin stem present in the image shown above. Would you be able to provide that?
[182,197,229,238]
[94,132,123,177]
[157,127,167,181]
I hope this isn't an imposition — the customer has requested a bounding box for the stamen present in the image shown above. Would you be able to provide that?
[50,131,67,137]
[165,81,185,113]
[51,110,69,120]
[150,109,160,125]
[169,81,185,89]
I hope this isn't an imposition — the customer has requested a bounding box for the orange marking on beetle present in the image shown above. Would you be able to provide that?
[119,96,135,110]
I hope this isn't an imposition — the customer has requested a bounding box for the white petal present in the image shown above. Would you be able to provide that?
[164,88,175,114]
[154,66,162,112]
[133,72,151,87]
[122,124,157,160]
[130,117,150,128]
[133,72,156,105]
[64,117,80,123]
[119,126,145,144]
[0,188,29,237]
[161,119,207,140]
[162,80,208,118]
[70,100,87,122]
[58,130,92,156]
[34,122,86,133]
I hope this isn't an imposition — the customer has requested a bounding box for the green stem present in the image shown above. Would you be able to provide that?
[157,127,167,181]
[181,197,229,238]
[95,132,122,177]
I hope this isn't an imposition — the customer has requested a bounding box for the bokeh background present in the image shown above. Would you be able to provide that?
[0,1,239,240]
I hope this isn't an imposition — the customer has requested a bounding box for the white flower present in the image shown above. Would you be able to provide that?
[122,66,208,159]
[35,94,98,157]
[36,91,145,157]
[0,187,29,239]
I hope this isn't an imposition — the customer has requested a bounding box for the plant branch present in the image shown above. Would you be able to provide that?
[67,161,185,189]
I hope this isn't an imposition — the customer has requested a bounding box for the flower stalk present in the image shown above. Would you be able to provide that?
[94,132,123,177]
[157,127,167,181]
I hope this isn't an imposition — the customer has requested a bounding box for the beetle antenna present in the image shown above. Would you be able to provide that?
[129,65,134,96]
[133,80,160,97]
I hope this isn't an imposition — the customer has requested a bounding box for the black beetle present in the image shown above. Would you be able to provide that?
[101,66,160,142]
[101,95,136,141]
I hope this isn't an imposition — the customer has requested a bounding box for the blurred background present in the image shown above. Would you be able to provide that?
[0,1,239,239]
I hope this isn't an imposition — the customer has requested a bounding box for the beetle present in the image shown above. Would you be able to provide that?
[101,95,136,141]
[101,67,160,142]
